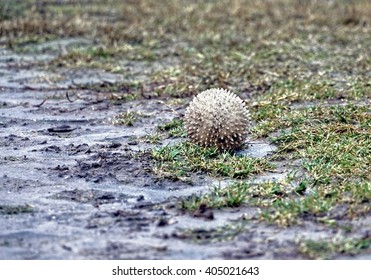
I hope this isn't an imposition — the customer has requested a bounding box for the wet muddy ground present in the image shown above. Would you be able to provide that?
[0,43,264,259]
[0,36,370,260]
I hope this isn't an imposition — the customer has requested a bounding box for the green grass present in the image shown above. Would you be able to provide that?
[268,105,370,183]
[180,179,369,227]
[180,180,336,227]
[298,237,371,259]
[49,45,160,71]
[158,104,369,227]
[263,79,338,103]
[0,0,29,20]
[2,0,369,99]
[151,142,272,181]
[252,103,369,136]
[111,111,144,126]
[181,183,249,212]
[157,118,186,138]
[138,134,162,145]
[177,102,370,227]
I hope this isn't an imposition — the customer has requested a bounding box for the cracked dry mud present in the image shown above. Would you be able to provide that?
[0,43,368,260]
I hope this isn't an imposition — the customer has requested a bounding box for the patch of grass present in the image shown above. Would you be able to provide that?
[111,111,144,126]
[180,181,292,223]
[179,173,369,227]
[181,183,249,212]
[258,176,370,227]
[348,80,371,100]
[261,194,335,227]
[157,118,183,131]
[252,103,369,137]
[179,180,301,226]
[2,0,369,102]
[49,45,159,71]
[0,204,34,215]
[0,0,29,20]
[251,83,370,133]
[140,134,162,145]
[148,60,218,98]
[270,105,370,184]
[249,104,371,226]
[157,118,186,138]
[266,79,337,103]
[298,237,371,259]
[151,142,272,181]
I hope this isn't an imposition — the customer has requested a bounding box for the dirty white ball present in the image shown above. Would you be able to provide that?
[184,88,250,151]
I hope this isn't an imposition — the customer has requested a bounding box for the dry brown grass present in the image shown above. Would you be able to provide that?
[1,0,370,45]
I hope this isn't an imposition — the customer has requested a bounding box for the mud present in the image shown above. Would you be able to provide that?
[0,42,369,260]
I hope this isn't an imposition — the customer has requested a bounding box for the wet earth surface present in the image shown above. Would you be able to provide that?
[0,41,369,260]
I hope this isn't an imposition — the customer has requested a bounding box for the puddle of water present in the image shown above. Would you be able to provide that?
[237,141,276,158]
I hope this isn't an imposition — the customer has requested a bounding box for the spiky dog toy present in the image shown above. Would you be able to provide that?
[184,88,250,151]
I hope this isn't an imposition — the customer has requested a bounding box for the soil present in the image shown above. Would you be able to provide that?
[0,42,369,260]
